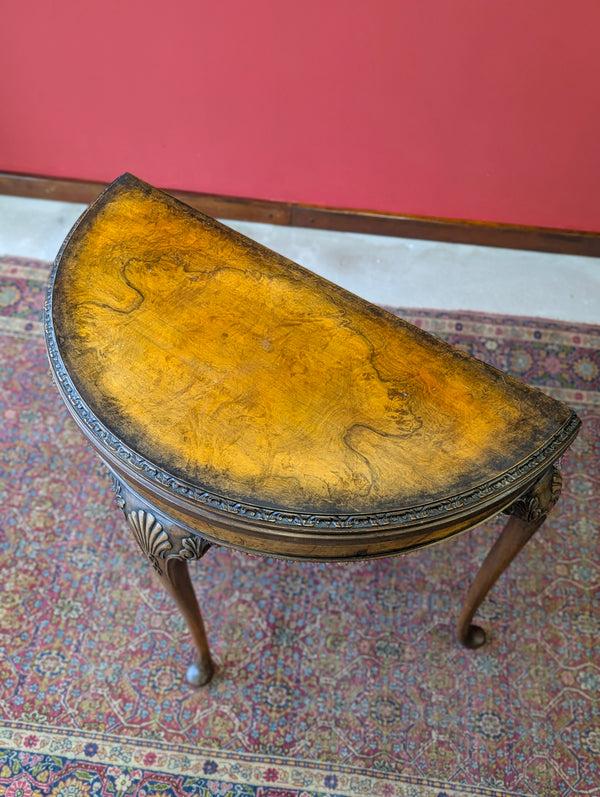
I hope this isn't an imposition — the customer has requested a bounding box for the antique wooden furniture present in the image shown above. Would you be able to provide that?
[45,174,581,686]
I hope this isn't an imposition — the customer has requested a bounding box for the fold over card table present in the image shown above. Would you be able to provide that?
[45,174,581,686]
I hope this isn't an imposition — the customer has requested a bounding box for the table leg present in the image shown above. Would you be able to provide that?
[457,465,562,648]
[153,556,215,686]
[110,474,215,686]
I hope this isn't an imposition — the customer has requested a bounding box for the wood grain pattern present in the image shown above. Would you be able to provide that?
[52,175,575,519]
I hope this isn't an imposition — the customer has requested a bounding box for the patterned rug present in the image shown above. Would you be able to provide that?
[1,254,598,797]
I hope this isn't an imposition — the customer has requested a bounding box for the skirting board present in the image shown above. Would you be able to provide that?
[1,171,598,257]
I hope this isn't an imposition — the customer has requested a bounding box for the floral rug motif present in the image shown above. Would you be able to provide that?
[0,255,599,797]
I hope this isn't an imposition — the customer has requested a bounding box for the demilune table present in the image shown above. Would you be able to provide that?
[45,174,581,686]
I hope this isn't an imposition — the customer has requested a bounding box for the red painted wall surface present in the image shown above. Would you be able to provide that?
[1,0,599,231]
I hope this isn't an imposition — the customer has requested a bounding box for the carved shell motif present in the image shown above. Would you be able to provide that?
[178,535,212,560]
[127,509,172,573]
[505,466,562,523]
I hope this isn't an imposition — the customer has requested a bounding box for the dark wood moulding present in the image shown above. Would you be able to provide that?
[1,170,598,257]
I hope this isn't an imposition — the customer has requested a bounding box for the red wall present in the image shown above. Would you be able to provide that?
[2,0,599,231]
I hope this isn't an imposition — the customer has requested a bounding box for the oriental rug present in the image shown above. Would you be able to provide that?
[0,255,599,797]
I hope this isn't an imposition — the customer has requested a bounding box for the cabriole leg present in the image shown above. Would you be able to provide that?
[110,473,215,686]
[457,465,562,648]
[154,557,214,686]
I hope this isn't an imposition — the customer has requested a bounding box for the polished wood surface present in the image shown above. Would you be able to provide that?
[5,171,600,256]
[51,175,575,524]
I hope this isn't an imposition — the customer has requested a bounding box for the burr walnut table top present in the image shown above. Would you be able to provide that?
[45,174,580,559]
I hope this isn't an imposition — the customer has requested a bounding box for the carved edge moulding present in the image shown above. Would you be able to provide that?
[44,275,580,539]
